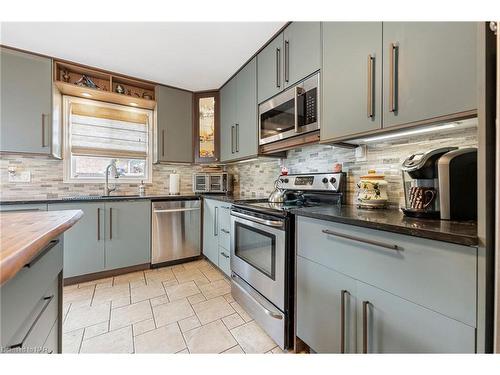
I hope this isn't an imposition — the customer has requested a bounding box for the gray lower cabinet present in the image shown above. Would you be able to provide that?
[283,22,321,88]
[1,47,52,154]
[203,198,231,275]
[356,281,476,353]
[49,200,151,278]
[104,200,150,270]
[0,203,48,212]
[257,32,284,104]
[296,255,356,353]
[382,22,477,128]
[1,236,63,353]
[220,58,258,162]
[49,202,105,278]
[155,85,193,163]
[321,22,383,141]
[296,215,477,353]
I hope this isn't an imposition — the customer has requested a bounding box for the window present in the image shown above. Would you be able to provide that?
[193,92,219,163]
[63,96,153,183]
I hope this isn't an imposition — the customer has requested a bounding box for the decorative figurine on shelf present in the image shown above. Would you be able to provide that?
[142,92,153,100]
[75,74,99,89]
[115,84,125,94]
[62,69,70,83]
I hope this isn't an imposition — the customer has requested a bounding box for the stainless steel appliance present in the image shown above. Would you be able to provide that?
[230,172,346,350]
[438,147,478,220]
[259,73,319,146]
[401,147,457,218]
[151,199,201,265]
[192,172,232,193]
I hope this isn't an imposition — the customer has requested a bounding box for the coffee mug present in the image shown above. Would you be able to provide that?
[409,187,437,210]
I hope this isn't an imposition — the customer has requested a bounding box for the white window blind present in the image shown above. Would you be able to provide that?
[70,103,149,159]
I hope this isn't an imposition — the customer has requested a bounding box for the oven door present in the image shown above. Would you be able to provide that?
[230,210,285,310]
[259,73,319,145]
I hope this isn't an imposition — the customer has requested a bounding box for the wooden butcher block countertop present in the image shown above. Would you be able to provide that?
[0,210,83,285]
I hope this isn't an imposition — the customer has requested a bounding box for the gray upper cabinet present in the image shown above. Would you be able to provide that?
[283,22,321,88]
[156,85,193,163]
[1,48,52,154]
[321,22,383,141]
[382,22,477,128]
[356,281,475,353]
[49,202,105,278]
[220,79,236,162]
[104,200,150,270]
[220,58,258,162]
[257,32,284,104]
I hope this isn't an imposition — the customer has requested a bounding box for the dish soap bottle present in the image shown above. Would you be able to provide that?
[139,180,146,197]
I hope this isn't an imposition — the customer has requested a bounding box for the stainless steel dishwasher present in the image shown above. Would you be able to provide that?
[151,199,201,265]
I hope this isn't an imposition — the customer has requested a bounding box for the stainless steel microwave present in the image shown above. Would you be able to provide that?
[192,173,232,193]
[259,73,320,146]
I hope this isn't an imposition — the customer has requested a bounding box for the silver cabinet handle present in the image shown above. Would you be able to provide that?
[235,124,239,153]
[231,210,284,228]
[389,42,399,113]
[231,125,235,154]
[161,129,165,157]
[7,295,54,350]
[24,239,59,268]
[41,114,48,147]
[220,251,230,259]
[340,289,350,354]
[109,207,113,240]
[276,47,281,88]
[362,300,370,354]
[294,86,304,133]
[367,55,375,118]
[231,273,283,320]
[284,40,290,83]
[97,207,101,241]
[214,206,218,236]
[321,229,402,251]
[220,228,230,234]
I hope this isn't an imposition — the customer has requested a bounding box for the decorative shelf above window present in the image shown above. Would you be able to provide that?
[53,61,156,110]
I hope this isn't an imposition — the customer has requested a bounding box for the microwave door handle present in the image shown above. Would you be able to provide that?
[294,86,304,133]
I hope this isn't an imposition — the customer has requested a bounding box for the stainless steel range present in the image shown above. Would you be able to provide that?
[230,172,346,350]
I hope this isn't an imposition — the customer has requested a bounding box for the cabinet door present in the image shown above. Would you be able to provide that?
[104,200,150,270]
[356,281,475,353]
[235,57,258,160]
[0,203,47,212]
[156,85,193,162]
[202,199,219,265]
[283,22,321,88]
[382,22,477,128]
[257,32,284,103]
[1,48,52,154]
[321,22,382,141]
[220,78,236,162]
[296,256,357,353]
[48,203,105,278]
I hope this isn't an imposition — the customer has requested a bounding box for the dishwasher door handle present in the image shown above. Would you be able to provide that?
[153,207,200,213]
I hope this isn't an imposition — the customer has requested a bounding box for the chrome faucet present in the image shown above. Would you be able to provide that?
[105,161,119,196]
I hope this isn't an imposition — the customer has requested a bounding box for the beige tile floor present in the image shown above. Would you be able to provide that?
[62,259,284,354]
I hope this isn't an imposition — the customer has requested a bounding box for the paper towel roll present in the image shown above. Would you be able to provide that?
[169,173,180,195]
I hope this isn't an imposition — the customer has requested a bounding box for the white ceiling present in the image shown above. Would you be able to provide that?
[0,22,286,91]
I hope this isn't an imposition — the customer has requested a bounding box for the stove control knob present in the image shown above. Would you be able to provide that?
[330,177,337,184]
[322,177,328,184]
[282,178,289,183]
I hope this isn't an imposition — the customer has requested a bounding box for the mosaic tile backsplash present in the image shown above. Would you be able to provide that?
[1,124,477,207]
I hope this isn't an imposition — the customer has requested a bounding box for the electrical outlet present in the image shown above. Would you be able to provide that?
[355,145,367,161]
[8,170,31,183]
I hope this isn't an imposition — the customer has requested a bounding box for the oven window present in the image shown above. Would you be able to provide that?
[234,222,276,280]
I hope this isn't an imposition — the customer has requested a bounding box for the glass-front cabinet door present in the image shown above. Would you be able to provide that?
[194,92,219,163]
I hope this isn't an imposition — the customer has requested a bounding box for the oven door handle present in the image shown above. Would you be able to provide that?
[231,211,284,228]
[231,274,283,320]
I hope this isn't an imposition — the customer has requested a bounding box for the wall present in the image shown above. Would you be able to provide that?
[228,123,478,208]
[0,123,478,206]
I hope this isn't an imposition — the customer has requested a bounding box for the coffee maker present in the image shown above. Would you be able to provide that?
[401,147,457,218]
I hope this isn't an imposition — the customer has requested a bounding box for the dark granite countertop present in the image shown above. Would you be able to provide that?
[291,205,478,247]
[0,194,201,205]
[201,194,269,204]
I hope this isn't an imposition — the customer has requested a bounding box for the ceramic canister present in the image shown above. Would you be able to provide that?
[356,169,388,208]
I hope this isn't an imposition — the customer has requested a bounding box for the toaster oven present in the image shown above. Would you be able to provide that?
[193,173,232,193]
